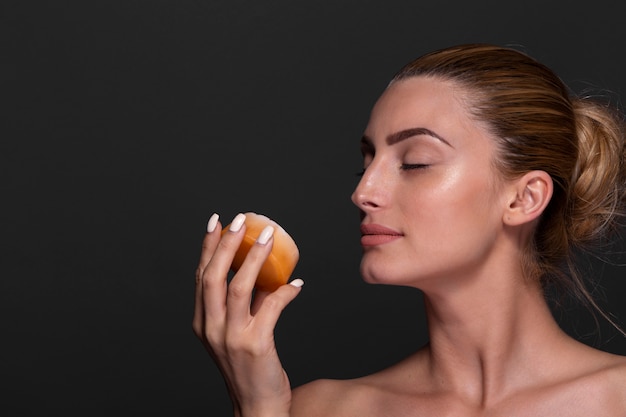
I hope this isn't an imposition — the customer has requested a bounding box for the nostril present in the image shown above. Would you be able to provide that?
[362,200,380,208]
[352,180,382,209]
[353,194,380,210]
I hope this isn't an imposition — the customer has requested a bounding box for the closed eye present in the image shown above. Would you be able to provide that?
[401,163,429,170]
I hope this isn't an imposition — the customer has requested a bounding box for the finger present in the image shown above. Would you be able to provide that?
[193,213,222,337]
[202,213,247,322]
[250,289,270,316]
[226,225,275,326]
[252,279,304,334]
[196,213,222,280]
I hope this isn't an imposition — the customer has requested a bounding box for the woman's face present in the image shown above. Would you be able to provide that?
[351,76,510,290]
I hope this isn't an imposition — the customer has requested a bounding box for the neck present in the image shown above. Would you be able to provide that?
[420,267,569,407]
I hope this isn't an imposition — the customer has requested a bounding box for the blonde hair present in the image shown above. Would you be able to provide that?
[392,44,626,332]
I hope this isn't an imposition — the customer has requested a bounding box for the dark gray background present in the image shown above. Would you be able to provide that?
[3,0,626,415]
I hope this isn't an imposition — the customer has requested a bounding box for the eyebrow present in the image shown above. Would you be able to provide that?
[361,127,453,148]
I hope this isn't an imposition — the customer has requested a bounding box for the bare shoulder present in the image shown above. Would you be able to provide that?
[570,349,626,411]
[290,378,374,417]
[290,351,427,417]
[601,352,626,401]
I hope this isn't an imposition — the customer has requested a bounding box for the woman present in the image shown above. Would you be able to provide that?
[194,44,626,416]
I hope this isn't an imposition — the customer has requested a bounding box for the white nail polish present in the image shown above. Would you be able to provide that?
[207,213,219,233]
[229,213,246,232]
[256,225,274,245]
[289,278,304,288]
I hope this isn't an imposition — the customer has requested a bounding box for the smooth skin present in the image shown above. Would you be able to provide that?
[194,212,303,417]
[195,77,626,417]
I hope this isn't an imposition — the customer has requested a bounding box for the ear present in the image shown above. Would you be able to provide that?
[503,170,553,226]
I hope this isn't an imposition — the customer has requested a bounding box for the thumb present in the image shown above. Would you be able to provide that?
[252,278,304,326]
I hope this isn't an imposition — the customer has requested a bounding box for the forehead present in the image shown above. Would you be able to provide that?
[366,76,483,141]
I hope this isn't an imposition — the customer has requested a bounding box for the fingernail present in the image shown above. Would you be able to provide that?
[229,213,246,232]
[256,225,274,245]
[289,278,304,288]
[207,213,219,233]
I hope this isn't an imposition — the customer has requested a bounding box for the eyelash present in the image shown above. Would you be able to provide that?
[356,163,429,177]
[401,163,429,170]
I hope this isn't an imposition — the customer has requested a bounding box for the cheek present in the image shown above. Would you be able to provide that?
[401,167,464,221]
[403,166,501,248]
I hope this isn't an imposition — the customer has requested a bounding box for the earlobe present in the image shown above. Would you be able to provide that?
[504,171,553,226]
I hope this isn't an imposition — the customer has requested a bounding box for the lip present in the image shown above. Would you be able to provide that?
[360,223,403,247]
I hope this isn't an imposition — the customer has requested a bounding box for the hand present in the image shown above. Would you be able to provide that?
[193,213,304,417]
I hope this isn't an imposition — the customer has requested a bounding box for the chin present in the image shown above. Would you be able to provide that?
[359,261,408,286]
[359,255,445,290]
[359,261,382,284]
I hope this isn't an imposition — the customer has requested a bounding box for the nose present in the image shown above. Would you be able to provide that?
[351,161,388,211]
